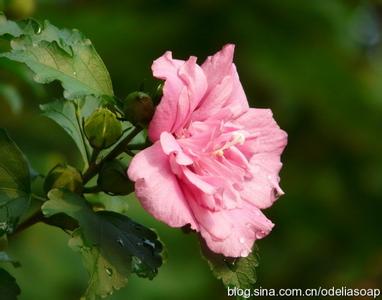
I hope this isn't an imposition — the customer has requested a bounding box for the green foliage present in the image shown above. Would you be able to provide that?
[0,129,30,236]
[40,96,107,166]
[201,240,259,292]
[0,268,20,300]
[0,13,113,99]
[69,230,128,300]
[42,189,163,299]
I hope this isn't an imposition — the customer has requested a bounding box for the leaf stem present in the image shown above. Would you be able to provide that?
[12,210,44,237]
[82,126,142,184]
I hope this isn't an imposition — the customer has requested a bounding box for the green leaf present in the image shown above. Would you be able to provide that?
[0,129,31,236]
[200,239,259,292]
[0,13,24,37]
[0,268,21,300]
[0,252,20,268]
[42,189,163,299]
[40,96,107,167]
[0,14,114,99]
[69,230,128,300]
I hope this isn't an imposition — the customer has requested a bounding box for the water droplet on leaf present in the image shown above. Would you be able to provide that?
[105,267,113,276]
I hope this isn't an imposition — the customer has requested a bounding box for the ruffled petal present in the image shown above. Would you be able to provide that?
[236,108,287,208]
[236,108,288,156]
[194,45,248,121]
[128,142,197,228]
[202,44,235,93]
[193,199,274,257]
[149,53,207,141]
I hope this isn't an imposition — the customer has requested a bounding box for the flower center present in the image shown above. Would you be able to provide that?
[213,131,246,156]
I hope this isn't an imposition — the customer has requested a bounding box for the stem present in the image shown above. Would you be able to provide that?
[31,193,47,202]
[12,210,44,236]
[82,126,142,184]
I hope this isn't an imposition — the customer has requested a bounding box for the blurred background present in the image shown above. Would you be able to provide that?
[1,0,382,299]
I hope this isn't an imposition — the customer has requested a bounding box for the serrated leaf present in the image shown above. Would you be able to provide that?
[200,239,259,291]
[0,129,31,236]
[42,189,163,299]
[69,230,128,300]
[40,96,107,167]
[0,14,114,99]
[0,268,21,300]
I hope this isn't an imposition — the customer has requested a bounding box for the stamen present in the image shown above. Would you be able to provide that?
[212,131,246,156]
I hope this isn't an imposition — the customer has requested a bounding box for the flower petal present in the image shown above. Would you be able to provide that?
[149,53,207,141]
[128,142,197,228]
[194,200,274,257]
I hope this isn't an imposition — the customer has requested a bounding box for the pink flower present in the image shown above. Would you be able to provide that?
[128,44,287,257]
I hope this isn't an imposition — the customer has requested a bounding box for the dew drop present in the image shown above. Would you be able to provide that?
[73,71,77,76]
[36,26,42,34]
[239,237,245,244]
[240,249,249,257]
[143,239,155,248]
[105,267,113,276]
[117,238,124,247]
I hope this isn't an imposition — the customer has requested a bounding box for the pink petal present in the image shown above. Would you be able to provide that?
[236,108,288,156]
[128,142,197,228]
[193,199,274,257]
[194,45,249,120]
[202,44,235,93]
[149,53,207,141]
[236,108,287,208]
[160,131,193,165]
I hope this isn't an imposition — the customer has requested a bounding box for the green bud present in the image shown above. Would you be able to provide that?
[84,108,122,149]
[123,91,154,125]
[44,164,83,194]
[97,160,133,195]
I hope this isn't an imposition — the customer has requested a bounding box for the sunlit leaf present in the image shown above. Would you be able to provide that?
[69,230,128,300]
[201,239,259,292]
[0,129,31,236]
[0,13,114,99]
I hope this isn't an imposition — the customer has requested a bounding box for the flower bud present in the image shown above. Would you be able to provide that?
[84,108,122,149]
[97,160,134,195]
[123,92,154,125]
[44,164,83,194]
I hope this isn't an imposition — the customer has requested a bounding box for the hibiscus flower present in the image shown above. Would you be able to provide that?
[128,44,287,257]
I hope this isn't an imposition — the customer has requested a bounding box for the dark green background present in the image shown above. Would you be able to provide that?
[1,0,381,299]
